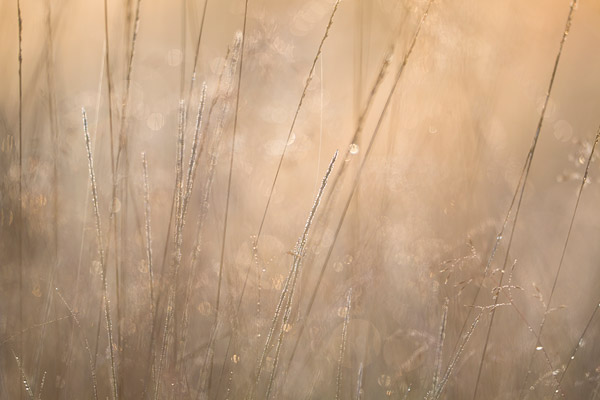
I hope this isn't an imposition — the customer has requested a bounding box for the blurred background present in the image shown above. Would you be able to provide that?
[1,0,600,398]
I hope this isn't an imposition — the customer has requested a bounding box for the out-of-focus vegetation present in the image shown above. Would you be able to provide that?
[1,0,600,399]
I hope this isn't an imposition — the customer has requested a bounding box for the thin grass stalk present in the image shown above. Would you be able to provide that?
[336,288,353,400]
[355,362,364,400]
[185,0,209,118]
[16,2,24,397]
[31,1,60,387]
[82,108,118,400]
[255,0,341,245]
[180,137,218,372]
[478,263,564,396]
[114,0,142,173]
[215,0,249,340]
[544,124,600,398]
[432,311,482,400]
[463,2,579,396]
[179,0,186,100]
[178,83,208,266]
[318,5,407,217]
[55,289,99,400]
[154,100,186,400]
[252,254,296,393]
[86,0,143,392]
[158,84,208,398]
[209,3,250,395]
[103,0,116,178]
[175,100,186,242]
[431,297,449,395]
[142,152,155,314]
[286,0,434,369]
[12,349,34,399]
[109,0,142,364]
[0,316,71,347]
[556,303,600,390]
[194,318,225,400]
[196,32,243,394]
[264,267,301,399]
[257,151,338,399]
[57,47,107,394]
[155,45,230,300]
[106,0,142,373]
[175,46,244,386]
[174,84,208,391]
[36,371,46,400]
[143,38,236,399]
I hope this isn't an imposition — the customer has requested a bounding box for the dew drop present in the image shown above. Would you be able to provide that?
[570,355,575,360]
[231,354,240,364]
[349,143,359,155]
[166,49,183,66]
[92,260,102,275]
[196,301,212,316]
[333,261,344,273]
[147,112,165,131]
[536,346,543,351]
[287,133,296,146]
[337,306,349,318]
[111,198,121,213]
[378,374,391,388]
